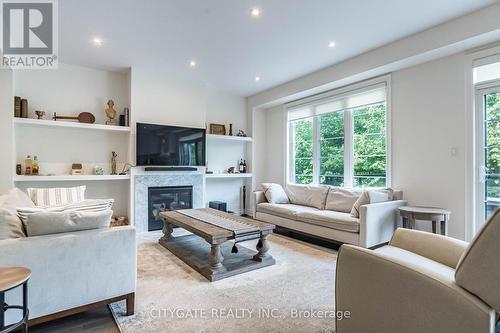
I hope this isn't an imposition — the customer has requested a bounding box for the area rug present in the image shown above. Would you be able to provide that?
[110,230,337,333]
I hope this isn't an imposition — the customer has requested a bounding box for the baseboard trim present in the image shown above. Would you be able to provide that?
[29,292,135,326]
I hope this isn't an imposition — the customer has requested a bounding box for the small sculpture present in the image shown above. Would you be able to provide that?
[105,100,117,125]
[236,129,247,137]
[35,110,45,119]
[111,152,117,175]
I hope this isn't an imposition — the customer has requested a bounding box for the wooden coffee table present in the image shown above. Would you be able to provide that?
[159,208,275,282]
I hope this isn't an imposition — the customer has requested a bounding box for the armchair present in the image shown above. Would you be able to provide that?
[335,209,500,333]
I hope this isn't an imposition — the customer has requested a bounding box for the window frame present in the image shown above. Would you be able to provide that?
[286,75,392,188]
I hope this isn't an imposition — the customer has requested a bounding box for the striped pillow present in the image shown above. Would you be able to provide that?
[27,186,86,207]
[17,198,114,225]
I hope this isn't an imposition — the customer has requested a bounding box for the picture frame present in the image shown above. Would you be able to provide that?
[209,123,226,135]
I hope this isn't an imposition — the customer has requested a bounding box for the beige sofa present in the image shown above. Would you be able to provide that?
[335,209,500,333]
[254,183,406,248]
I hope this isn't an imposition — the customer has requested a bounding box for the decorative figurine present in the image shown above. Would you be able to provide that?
[229,123,233,136]
[35,110,45,119]
[111,152,117,175]
[105,100,117,125]
[236,129,247,137]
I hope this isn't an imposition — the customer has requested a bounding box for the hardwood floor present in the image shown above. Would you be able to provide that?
[30,306,119,333]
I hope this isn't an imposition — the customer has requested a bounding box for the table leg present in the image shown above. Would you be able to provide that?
[402,216,408,229]
[208,244,224,271]
[253,235,272,262]
[432,221,437,234]
[160,221,174,242]
[441,219,447,236]
[0,291,4,330]
[23,282,28,333]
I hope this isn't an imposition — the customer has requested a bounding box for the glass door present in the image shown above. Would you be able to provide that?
[475,85,500,228]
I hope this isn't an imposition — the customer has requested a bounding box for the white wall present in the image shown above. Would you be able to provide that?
[253,53,470,240]
[0,69,14,193]
[130,66,248,213]
[14,63,129,124]
[391,53,466,238]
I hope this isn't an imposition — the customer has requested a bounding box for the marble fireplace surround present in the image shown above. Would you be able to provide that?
[134,172,205,233]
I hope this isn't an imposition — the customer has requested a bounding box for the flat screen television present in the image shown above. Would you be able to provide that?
[136,123,206,167]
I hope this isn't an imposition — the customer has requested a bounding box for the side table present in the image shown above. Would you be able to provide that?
[0,267,31,333]
[398,206,451,236]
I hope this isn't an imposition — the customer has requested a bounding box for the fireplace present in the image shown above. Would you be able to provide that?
[148,186,193,231]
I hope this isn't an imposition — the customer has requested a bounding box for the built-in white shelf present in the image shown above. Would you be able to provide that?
[205,173,252,179]
[13,117,131,133]
[206,134,252,142]
[13,175,131,182]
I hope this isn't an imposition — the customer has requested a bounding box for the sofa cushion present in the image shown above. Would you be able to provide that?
[256,203,319,220]
[0,209,26,240]
[297,210,360,233]
[0,188,34,240]
[350,188,394,218]
[325,188,363,212]
[26,209,112,236]
[285,183,329,209]
[27,185,86,207]
[455,209,500,312]
[261,183,289,204]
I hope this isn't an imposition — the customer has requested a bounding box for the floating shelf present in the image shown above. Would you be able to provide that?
[13,118,131,133]
[206,134,252,142]
[13,175,131,182]
[205,173,252,179]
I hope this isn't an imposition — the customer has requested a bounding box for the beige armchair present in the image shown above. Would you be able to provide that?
[335,209,500,333]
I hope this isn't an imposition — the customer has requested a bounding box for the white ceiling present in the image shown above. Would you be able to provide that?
[59,0,497,97]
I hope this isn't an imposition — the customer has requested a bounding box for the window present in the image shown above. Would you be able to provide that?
[288,78,390,188]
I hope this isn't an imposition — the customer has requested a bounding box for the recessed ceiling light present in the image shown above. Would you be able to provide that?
[328,41,336,48]
[255,76,261,82]
[92,37,103,46]
[189,60,197,68]
[250,7,261,17]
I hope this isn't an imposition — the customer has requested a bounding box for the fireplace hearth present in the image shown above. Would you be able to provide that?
[148,186,193,231]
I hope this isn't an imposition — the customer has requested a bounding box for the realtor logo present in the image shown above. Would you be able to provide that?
[1,0,58,69]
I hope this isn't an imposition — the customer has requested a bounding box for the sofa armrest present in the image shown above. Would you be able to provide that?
[390,228,468,269]
[358,200,407,248]
[253,191,267,218]
[0,226,137,322]
[335,245,496,333]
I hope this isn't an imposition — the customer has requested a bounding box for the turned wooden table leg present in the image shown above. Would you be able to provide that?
[253,235,272,262]
[160,221,174,241]
[208,243,224,271]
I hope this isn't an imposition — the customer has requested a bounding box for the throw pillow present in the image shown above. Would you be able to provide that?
[285,183,329,209]
[26,209,113,237]
[0,208,26,240]
[27,185,86,207]
[0,188,36,209]
[17,198,114,225]
[261,183,289,204]
[325,188,364,212]
[350,188,394,218]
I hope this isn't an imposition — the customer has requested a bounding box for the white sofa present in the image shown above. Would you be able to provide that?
[0,226,137,325]
[254,184,406,248]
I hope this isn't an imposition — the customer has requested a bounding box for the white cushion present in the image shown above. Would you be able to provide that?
[350,188,394,218]
[256,203,319,220]
[26,210,112,236]
[27,186,86,207]
[325,188,363,212]
[261,183,289,204]
[285,183,329,209]
[296,210,360,233]
[17,198,114,225]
